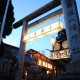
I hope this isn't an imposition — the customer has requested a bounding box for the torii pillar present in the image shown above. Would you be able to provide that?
[61,0,80,63]
[15,21,28,80]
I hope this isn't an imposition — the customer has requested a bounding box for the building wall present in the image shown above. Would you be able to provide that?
[4,43,19,57]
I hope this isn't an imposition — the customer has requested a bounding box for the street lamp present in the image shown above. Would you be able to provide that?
[51,37,55,51]
[51,37,55,45]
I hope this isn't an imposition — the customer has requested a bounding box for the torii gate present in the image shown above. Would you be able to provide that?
[12,0,80,80]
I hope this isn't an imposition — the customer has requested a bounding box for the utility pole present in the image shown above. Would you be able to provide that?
[0,0,10,45]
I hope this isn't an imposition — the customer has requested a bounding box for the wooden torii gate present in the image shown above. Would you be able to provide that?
[13,0,80,80]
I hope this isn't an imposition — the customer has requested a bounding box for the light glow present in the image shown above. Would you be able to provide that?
[42,61,45,66]
[38,59,41,65]
[51,38,55,45]
[38,59,52,69]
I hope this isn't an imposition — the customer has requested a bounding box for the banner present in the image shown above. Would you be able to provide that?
[51,49,70,60]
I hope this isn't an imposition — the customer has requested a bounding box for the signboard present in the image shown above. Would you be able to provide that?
[51,49,70,60]
[24,21,63,42]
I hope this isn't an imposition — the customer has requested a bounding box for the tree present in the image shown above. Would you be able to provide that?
[56,29,67,42]
[0,0,15,38]
[0,0,15,56]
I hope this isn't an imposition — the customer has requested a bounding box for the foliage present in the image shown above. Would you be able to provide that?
[0,0,15,38]
[0,1,16,79]
[56,29,67,42]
